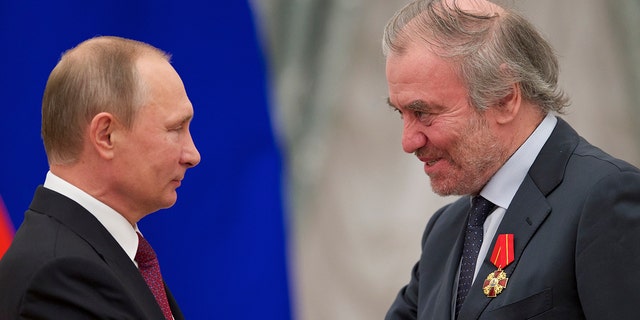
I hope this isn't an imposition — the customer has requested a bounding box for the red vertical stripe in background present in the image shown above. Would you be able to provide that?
[0,195,14,259]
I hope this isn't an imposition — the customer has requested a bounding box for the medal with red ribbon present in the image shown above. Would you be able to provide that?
[482,234,514,298]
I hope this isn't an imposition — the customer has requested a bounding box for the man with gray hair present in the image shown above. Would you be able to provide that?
[0,36,200,319]
[383,0,640,319]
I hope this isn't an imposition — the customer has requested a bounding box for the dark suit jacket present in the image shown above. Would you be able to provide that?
[0,186,185,319]
[386,118,640,319]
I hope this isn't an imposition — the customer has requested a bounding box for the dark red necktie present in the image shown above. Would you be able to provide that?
[135,232,173,320]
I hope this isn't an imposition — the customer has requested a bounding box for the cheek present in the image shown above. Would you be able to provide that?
[424,124,463,150]
[427,114,466,138]
[142,134,176,156]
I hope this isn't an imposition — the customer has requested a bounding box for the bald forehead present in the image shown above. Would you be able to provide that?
[64,36,169,63]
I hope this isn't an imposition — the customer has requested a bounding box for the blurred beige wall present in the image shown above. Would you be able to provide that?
[251,1,640,319]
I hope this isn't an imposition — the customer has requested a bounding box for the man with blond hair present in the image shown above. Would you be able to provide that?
[382,0,640,319]
[0,36,200,319]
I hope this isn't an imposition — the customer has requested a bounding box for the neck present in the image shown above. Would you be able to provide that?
[50,163,141,226]
[501,104,546,160]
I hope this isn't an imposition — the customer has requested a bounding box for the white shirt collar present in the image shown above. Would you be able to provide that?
[43,171,139,263]
[480,113,557,209]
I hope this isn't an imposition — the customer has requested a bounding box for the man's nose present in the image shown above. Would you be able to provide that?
[182,132,201,168]
[401,121,427,154]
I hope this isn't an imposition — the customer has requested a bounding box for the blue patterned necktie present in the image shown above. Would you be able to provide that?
[455,196,496,318]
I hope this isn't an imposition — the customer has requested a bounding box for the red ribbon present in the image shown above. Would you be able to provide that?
[490,234,514,269]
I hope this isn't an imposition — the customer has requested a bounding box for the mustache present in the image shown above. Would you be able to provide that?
[414,148,443,159]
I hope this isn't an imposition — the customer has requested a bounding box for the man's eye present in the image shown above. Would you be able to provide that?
[415,111,433,124]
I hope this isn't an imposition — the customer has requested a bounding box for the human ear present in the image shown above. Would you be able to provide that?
[89,112,116,160]
[493,82,522,125]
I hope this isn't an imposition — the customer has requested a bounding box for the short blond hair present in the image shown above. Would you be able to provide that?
[41,36,171,165]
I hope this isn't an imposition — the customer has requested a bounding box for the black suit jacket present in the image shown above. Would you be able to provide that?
[0,186,185,319]
[386,118,640,319]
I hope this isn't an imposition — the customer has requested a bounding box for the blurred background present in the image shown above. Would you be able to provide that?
[1,0,639,319]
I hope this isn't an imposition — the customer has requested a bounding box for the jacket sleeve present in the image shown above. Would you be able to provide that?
[576,171,640,319]
[385,207,449,320]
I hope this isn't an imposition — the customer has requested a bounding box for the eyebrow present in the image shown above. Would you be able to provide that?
[407,100,430,112]
[386,97,432,112]
[171,114,193,127]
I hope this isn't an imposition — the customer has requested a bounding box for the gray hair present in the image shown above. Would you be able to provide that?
[382,0,569,113]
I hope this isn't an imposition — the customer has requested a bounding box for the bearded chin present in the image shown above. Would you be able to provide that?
[428,161,494,196]
[422,113,509,196]
[430,176,483,196]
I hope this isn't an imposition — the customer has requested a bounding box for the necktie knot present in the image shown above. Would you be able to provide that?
[468,196,496,227]
[135,233,157,267]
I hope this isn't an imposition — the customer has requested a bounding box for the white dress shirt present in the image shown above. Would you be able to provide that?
[451,114,557,318]
[43,171,140,265]
[43,172,174,318]
[475,113,557,281]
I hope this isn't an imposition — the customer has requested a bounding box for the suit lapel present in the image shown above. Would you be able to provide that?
[411,198,471,319]
[435,199,471,319]
[459,176,551,319]
[458,118,580,319]
[29,187,168,319]
[104,247,168,319]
